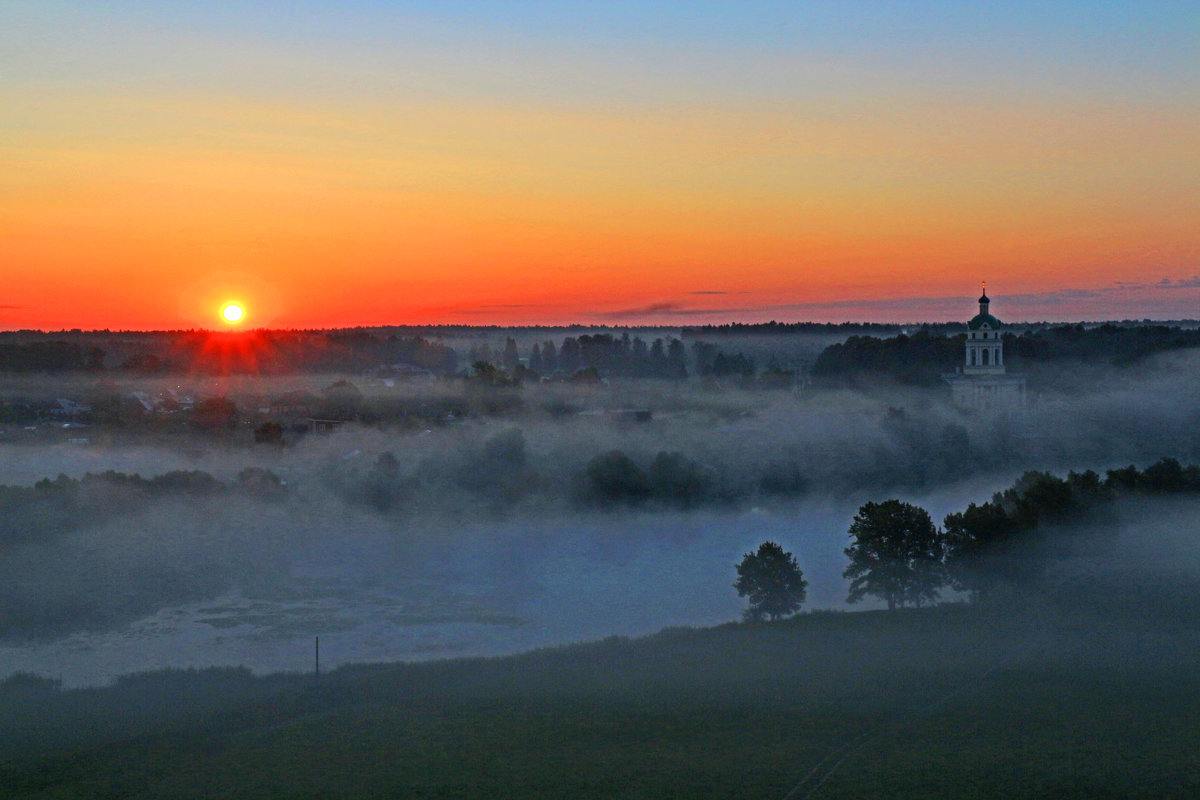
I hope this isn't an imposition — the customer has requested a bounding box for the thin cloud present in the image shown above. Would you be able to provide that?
[800,289,1105,311]
[1102,275,1200,292]
[596,303,682,319]
[1156,276,1200,290]
[1004,289,1103,305]
[589,281,1200,323]
[660,306,768,316]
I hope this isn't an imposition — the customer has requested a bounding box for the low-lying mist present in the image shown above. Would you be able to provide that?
[0,498,875,686]
[2,349,1199,686]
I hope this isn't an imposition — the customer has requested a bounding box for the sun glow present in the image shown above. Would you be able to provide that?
[221,303,244,324]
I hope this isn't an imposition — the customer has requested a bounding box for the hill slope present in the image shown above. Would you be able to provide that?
[4,579,1200,799]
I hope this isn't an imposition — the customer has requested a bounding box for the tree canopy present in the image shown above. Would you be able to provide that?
[845,500,945,610]
[734,541,807,621]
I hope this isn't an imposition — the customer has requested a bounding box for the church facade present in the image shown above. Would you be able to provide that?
[943,287,1026,410]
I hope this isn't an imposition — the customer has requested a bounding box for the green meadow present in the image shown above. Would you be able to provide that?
[5,574,1200,799]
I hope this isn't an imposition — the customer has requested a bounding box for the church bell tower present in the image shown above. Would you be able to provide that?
[964,282,1004,374]
[943,283,1026,410]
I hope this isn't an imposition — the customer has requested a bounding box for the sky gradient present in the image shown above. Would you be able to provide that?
[2,1,1198,329]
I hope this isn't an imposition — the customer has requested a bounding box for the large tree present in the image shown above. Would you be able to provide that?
[735,541,807,621]
[844,500,945,610]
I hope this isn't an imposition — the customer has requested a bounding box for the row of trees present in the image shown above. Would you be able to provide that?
[1,330,754,380]
[139,331,458,375]
[0,332,458,375]
[0,341,105,372]
[811,330,960,386]
[735,458,1200,620]
[470,334,691,380]
[811,323,1200,386]
[582,450,716,508]
[691,341,757,377]
[734,501,942,621]
[470,335,765,382]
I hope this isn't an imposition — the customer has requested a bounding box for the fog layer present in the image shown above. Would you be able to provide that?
[2,349,1199,685]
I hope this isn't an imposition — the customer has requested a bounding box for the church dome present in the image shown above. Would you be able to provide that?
[968,312,1002,330]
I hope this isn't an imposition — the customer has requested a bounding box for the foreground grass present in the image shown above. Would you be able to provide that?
[4,583,1200,799]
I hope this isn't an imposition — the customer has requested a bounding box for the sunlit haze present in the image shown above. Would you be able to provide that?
[2,1,1197,329]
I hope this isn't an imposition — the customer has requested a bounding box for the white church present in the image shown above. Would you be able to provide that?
[943,285,1026,409]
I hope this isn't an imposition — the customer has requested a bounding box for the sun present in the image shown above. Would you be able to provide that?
[221,303,245,324]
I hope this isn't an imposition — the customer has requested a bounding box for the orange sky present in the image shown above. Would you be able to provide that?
[3,3,1198,329]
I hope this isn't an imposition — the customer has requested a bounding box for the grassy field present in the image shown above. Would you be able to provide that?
[4,580,1200,799]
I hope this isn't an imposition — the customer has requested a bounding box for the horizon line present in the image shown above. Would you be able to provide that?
[4,317,1200,336]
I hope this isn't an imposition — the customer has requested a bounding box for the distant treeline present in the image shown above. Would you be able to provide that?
[1006,323,1200,365]
[473,334,689,380]
[0,341,105,372]
[132,331,458,375]
[5,321,1200,381]
[0,330,749,382]
[0,332,456,375]
[812,324,1200,385]
[683,321,923,336]
[813,331,959,385]
[470,335,794,385]
[683,319,1200,337]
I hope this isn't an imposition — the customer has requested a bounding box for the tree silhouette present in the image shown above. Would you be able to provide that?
[502,337,519,372]
[648,451,711,508]
[845,500,945,610]
[540,340,558,372]
[583,450,650,505]
[734,541,807,621]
